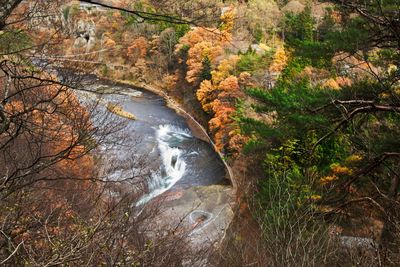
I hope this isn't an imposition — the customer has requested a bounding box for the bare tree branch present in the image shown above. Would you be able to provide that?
[0,0,24,30]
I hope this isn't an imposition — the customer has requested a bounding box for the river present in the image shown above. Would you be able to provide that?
[59,74,235,264]
[85,80,229,206]
[80,79,234,256]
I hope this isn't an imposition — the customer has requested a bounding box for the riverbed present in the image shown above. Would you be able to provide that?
[82,79,234,255]
[87,81,228,200]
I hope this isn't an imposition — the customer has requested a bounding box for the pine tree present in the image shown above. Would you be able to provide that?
[199,56,212,81]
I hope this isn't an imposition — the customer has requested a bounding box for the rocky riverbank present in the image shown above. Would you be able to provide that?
[81,76,237,258]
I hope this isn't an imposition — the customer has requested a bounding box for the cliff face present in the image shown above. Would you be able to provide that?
[67,19,96,52]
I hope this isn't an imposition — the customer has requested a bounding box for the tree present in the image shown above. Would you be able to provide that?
[148,0,221,27]
[159,27,177,63]
[238,0,400,264]
[185,40,223,84]
[269,47,289,73]
[0,1,209,265]
[80,0,206,26]
[243,0,282,41]
[199,55,212,81]
[127,36,149,63]
[197,79,216,113]
[174,9,234,84]
[281,2,315,42]
[0,1,24,30]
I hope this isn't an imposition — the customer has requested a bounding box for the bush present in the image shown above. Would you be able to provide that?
[101,65,109,77]
[236,51,273,73]
[252,145,337,266]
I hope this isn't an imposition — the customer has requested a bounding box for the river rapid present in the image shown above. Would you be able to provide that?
[85,80,228,205]
[72,77,235,263]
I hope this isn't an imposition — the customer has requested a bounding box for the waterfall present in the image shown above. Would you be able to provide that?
[136,125,191,206]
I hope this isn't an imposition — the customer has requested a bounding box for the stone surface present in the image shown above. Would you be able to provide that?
[339,236,378,250]
[155,185,234,249]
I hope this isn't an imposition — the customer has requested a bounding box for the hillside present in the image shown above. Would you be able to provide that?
[1,0,400,266]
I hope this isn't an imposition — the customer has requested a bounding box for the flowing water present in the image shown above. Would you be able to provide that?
[87,81,227,205]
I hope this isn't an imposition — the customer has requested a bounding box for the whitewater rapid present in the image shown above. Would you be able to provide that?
[136,125,192,206]
[82,81,226,206]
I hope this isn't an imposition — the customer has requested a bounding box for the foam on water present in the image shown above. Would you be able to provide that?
[136,125,191,206]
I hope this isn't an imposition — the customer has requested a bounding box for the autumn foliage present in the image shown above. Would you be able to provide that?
[0,71,101,262]
[176,26,230,84]
[185,41,223,84]
[211,55,240,84]
[195,53,245,153]
[127,37,149,63]
[176,9,234,84]
[269,47,288,73]
[197,80,216,113]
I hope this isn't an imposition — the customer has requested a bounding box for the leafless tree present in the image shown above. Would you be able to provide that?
[0,1,210,265]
